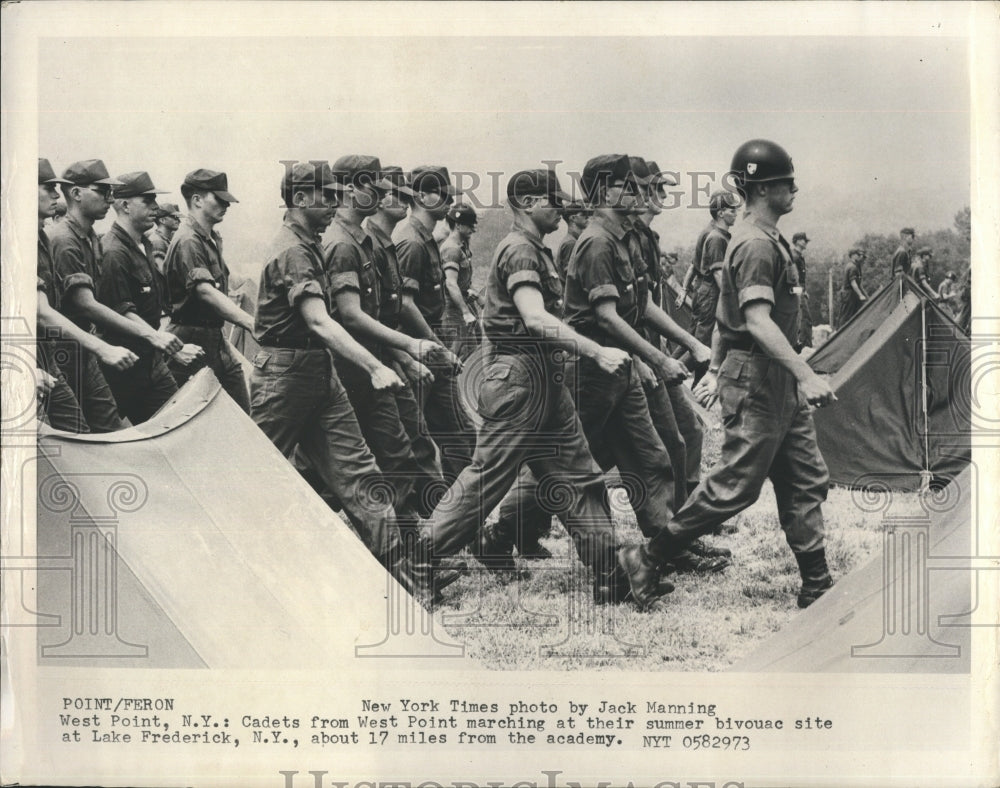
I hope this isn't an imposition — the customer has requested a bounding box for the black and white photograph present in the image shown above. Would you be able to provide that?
[2,2,997,787]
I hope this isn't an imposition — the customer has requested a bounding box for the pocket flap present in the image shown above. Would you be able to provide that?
[719,354,744,380]
[485,364,512,381]
[252,351,271,370]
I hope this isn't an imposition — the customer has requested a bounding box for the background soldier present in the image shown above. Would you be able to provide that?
[36,158,137,432]
[678,189,741,354]
[890,227,916,277]
[555,201,590,283]
[251,161,410,580]
[146,201,181,310]
[834,247,868,328]
[420,169,660,607]
[439,203,482,360]
[98,172,202,424]
[790,231,813,352]
[625,139,838,610]
[911,246,939,298]
[937,270,959,317]
[163,169,253,411]
[395,165,474,479]
[50,159,181,431]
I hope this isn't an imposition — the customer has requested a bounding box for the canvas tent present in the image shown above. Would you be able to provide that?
[734,465,976,673]
[807,275,970,491]
[31,369,466,668]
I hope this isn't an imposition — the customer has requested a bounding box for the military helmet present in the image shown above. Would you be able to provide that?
[729,139,794,185]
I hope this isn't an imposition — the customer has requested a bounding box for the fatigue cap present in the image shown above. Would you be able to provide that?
[709,189,741,213]
[376,165,410,195]
[332,155,387,191]
[114,171,169,199]
[447,203,478,226]
[917,246,933,257]
[61,159,123,186]
[848,246,866,258]
[39,158,72,185]
[507,169,572,207]
[407,165,460,196]
[580,154,636,203]
[183,168,239,203]
[281,161,339,196]
[156,202,182,219]
[792,232,810,244]
[900,227,915,237]
[560,200,590,219]
[644,160,679,187]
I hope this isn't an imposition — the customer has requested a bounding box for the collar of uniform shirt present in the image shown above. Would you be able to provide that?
[63,211,93,241]
[332,215,369,245]
[591,211,629,240]
[184,212,222,248]
[511,220,547,249]
[113,219,146,249]
[283,212,322,246]
[407,213,434,241]
[747,212,780,239]
[366,220,392,248]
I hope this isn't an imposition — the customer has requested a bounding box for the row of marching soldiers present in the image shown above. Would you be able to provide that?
[35,142,837,612]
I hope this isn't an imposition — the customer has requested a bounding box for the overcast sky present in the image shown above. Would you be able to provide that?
[38,33,969,273]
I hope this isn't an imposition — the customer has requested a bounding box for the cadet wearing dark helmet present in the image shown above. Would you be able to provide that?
[622,139,838,610]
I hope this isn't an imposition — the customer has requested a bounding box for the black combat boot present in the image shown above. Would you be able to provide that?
[478,525,524,581]
[794,548,834,608]
[616,544,672,611]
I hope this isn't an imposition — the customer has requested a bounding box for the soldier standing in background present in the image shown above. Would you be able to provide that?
[910,247,940,299]
[146,202,182,314]
[890,227,916,277]
[439,203,482,360]
[678,190,741,358]
[624,139,838,610]
[163,169,253,412]
[834,247,868,328]
[790,232,812,352]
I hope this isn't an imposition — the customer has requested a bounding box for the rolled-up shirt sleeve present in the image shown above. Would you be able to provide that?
[499,250,544,293]
[575,238,620,304]
[395,238,424,295]
[441,245,462,274]
[733,239,778,308]
[703,234,729,273]
[49,238,95,303]
[324,242,363,296]
[279,247,325,307]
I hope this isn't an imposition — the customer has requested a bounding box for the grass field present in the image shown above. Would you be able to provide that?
[434,411,905,671]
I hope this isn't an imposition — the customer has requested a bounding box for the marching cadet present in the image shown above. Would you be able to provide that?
[395,165,475,479]
[677,189,741,351]
[555,201,590,282]
[366,166,446,515]
[790,232,813,351]
[49,159,182,431]
[146,202,181,311]
[324,155,451,522]
[628,158,720,549]
[623,139,838,610]
[36,158,137,432]
[911,247,939,299]
[834,247,868,328]
[890,227,916,277]
[98,172,203,424]
[163,169,253,412]
[251,161,412,579]
[503,156,697,543]
[439,203,482,360]
[418,168,665,607]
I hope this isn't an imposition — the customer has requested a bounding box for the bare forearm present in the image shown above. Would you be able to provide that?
[38,296,114,355]
[444,280,471,317]
[75,293,156,343]
[595,310,664,367]
[645,302,702,351]
[399,297,439,342]
[523,310,606,362]
[341,307,419,354]
[196,285,254,329]
[745,313,812,382]
[306,317,380,374]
